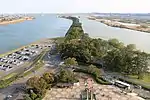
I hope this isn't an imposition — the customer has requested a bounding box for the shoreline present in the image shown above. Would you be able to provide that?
[0,17,34,25]
[88,16,150,33]
[0,38,54,58]
[0,16,71,58]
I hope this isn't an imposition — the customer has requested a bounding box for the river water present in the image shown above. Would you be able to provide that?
[0,14,72,54]
[80,17,150,53]
[1,15,150,54]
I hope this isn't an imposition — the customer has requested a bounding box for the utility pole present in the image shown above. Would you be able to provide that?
[85,80,89,100]
[87,89,89,100]
[91,90,93,100]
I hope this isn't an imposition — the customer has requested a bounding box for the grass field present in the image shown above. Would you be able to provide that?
[128,73,150,83]
[2,73,17,80]
[121,73,150,90]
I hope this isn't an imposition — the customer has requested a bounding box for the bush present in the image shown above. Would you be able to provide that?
[35,98,42,100]
[95,77,111,85]
[30,92,37,100]
[24,94,32,100]
[0,75,18,88]
[58,68,78,83]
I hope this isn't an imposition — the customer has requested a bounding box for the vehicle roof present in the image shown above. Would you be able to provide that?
[115,80,130,87]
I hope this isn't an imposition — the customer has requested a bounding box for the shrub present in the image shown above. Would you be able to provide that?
[24,94,32,100]
[30,92,37,100]
[95,77,111,85]
[58,68,78,83]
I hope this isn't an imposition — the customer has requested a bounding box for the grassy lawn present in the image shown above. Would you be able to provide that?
[142,73,150,83]
[23,61,44,77]
[122,73,150,90]
[128,73,150,83]
[2,73,17,80]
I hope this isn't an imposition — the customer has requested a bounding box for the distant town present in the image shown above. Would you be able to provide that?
[88,13,150,33]
[0,14,34,25]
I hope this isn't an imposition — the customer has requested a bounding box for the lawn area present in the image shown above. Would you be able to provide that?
[120,73,150,90]
[141,73,150,83]
[128,73,150,83]
[2,73,17,80]
[23,61,44,77]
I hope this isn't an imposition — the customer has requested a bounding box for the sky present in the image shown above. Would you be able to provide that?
[0,0,150,13]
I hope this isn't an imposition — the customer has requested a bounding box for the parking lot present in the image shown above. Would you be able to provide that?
[0,40,53,78]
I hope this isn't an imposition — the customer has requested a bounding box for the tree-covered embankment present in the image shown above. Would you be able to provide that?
[62,16,84,41]
[58,16,150,89]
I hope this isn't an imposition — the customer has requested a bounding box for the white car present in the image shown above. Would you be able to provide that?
[6,95,12,98]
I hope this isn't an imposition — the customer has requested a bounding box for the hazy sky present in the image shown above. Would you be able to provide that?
[0,0,150,13]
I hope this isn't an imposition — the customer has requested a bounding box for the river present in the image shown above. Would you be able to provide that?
[0,14,72,54]
[1,15,150,54]
[80,17,150,53]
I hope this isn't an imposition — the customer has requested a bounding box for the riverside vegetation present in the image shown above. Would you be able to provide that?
[58,16,150,78]
[57,16,150,89]
[25,16,150,100]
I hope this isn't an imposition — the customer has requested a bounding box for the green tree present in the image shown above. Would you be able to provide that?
[64,57,78,67]
[24,94,32,100]
[59,68,77,83]
[59,68,68,82]
[26,77,48,95]
[126,44,136,51]
[88,65,97,73]
[31,92,37,100]
[42,72,54,84]
[26,76,39,89]
[88,65,101,77]
[108,38,124,49]
[132,51,149,79]
[103,49,120,71]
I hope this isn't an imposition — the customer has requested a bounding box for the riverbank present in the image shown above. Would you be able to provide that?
[0,38,53,58]
[88,16,150,33]
[0,17,34,25]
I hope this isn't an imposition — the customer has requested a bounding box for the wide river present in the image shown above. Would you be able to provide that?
[0,15,150,54]
[0,14,72,54]
[80,17,150,53]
